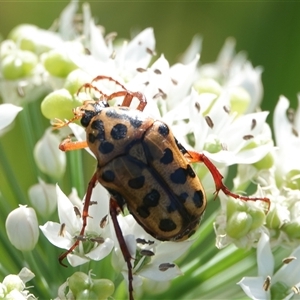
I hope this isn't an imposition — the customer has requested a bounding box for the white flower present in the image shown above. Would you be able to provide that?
[0,103,22,134]
[5,205,39,251]
[33,128,66,179]
[111,214,194,292]
[238,232,300,300]
[273,95,300,180]
[40,184,114,267]
[28,179,57,218]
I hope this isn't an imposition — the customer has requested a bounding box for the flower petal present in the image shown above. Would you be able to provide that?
[257,232,274,277]
[237,276,269,300]
[0,103,22,131]
[39,221,73,249]
[273,246,300,287]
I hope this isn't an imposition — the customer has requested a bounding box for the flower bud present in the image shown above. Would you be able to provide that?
[203,136,223,154]
[42,42,83,78]
[226,197,265,239]
[2,275,25,293]
[282,222,300,239]
[1,50,38,80]
[266,206,284,229]
[5,205,39,251]
[64,69,92,95]
[285,169,300,190]
[41,88,80,121]
[229,86,250,115]
[28,180,57,218]
[194,78,222,96]
[68,272,114,300]
[226,211,252,239]
[8,24,63,54]
[253,152,274,170]
[34,129,66,179]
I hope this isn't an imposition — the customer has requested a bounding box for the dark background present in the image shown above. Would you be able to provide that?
[1,1,300,123]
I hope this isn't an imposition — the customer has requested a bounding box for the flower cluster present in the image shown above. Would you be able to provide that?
[1,0,300,299]
[0,268,36,300]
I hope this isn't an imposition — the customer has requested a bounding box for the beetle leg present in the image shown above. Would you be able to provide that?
[110,199,134,300]
[185,150,270,211]
[107,90,147,112]
[59,172,98,266]
[59,137,88,152]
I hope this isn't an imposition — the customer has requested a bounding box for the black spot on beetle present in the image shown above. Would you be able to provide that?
[158,123,169,137]
[137,206,150,218]
[186,164,196,178]
[193,190,204,208]
[106,108,142,128]
[128,175,145,189]
[129,116,143,128]
[102,170,115,182]
[160,148,173,164]
[159,219,177,232]
[99,140,114,154]
[143,189,160,207]
[88,133,97,144]
[91,119,105,139]
[170,167,187,184]
[174,138,188,155]
[178,192,189,203]
[110,123,127,140]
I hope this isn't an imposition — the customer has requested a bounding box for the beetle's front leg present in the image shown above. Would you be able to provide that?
[185,150,270,211]
[59,137,88,152]
[59,172,98,266]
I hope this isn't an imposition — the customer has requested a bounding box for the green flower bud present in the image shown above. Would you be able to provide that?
[68,272,90,296]
[285,169,300,190]
[76,289,99,300]
[68,272,114,300]
[253,152,274,170]
[248,206,265,230]
[34,129,66,179]
[41,88,80,120]
[266,206,282,229]
[28,180,57,218]
[91,279,115,300]
[282,221,300,239]
[42,43,82,78]
[8,24,39,52]
[5,205,39,251]
[226,197,246,218]
[1,50,38,80]
[64,69,92,95]
[229,86,251,115]
[2,275,25,293]
[226,211,252,239]
[8,24,62,54]
[203,136,223,154]
[194,78,222,95]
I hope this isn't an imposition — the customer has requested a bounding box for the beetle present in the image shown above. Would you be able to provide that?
[54,75,270,300]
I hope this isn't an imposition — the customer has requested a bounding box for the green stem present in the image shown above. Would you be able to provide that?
[68,150,85,197]
[0,141,27,205]
[23,250,51,298]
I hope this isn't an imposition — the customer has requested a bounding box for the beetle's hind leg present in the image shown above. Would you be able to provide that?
[185,150,270,211]
[110,199,135,300]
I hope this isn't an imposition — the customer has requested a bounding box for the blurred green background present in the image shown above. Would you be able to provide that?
[1,0,300,117]
[0,2,299,297]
